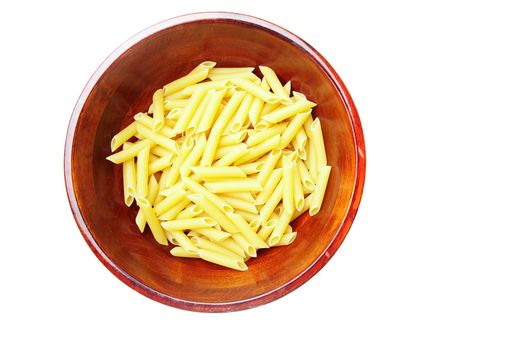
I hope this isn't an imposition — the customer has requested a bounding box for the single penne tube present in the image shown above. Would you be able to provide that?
[136,124,177,152]
[261,99,316,124]
[191,236,242,259]
[294,127,308,151]
[257,218,278,241]
[215,237,246,257]
[185,90,212,135]
[227,93,254,133]
[256,150,282,186]
[225,192,254,203]
[228,213,268,249]
[135,145,150,201]
[246,123,287,147]
[137,202,168,245]
[111,122,137,152]
[306,137,318,182]
[309,118,328,168]
[189,61,217,74]
[291,194,312,221]
[254,119,271,131]
[158,198,191,221]
[175,203,203,220]
[191,166,247,180]
[309,165,331,216]
[186,194,238,234]
[197,248,248,271]
[237,161,264,175]
[209,67,255,75]
[122,143,137,207]
[232,78,280,104]
[196,89,227,134]
[231,233,257,258]
[303,113,314,138]
[106,139,153,164]
[133,113,173,138]
[200,91,246,166]
[209,71,260,82]
[165,135,194,186]
[274,231,297,247]
[148,155,172,175]
[234,134,280,165]
[180,133,207,177]
[204,179,263,193]
[278,110,311,149]
[152,89,165,131]
[260,100,281,116]
[293,161,305,211]
[247,79,270,126]
[214,144,248,166]
[213,144,246,160]
[181,80,232,97]
[297,158,316,192]
[164,97,189,107]
[259,180,284,224]
[161,217,217,231]
[249,217,261,231]
[172,88,206,135]
[255,168,283,205]
[153,188,186,216]
[135,175,159,232]
[170,246,200,258]
[150,144,173,158]
[163,68,209,95]
[167,230,198,254]
[259,65,292,104]
[181,177,234,214]
[219,195,258,214]
[218,130,247,147]
[282,155,295,214]
[193,227,230,242]
[268,210,292,247]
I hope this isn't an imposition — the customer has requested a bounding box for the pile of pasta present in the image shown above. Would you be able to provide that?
[107,61,331,271]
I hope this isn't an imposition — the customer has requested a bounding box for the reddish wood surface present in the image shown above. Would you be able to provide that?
[64,12,366,312]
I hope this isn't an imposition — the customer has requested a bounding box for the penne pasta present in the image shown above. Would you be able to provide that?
[191,236,242,259]
[192,227,230,242]
[154,188,186,216]
[225,191,254,203]
[227,93,254,133]
[158,198,192,221]
[247,79,269,126]
[152,89,165,132]
[175,203,203,220]
[215,237,246,257]
[291,194,312,221]
[246,123,287,147]
[219,195,258,214]
[180,133,207,177]
[213,143,248,166]
[136,124,178,152]
[261,99,316,124]
[278,110,311,149]
[191,166,247,180]
[297,158,316,193]
[165,135,194,187]
[204,179,263,193]
[135,145,150,202]
[259,66,292,104]
[172,88,207,135]
[164,68,209,95]
[255,168,283,205]
[256,150,281,187]
[309,165,331,216]
[268,210,292,247]
[196,89,227,134]
[231,78,280,104]
[309,118,327,168]
[237,161,265,175]
[106,139,153,164]
[282,155,295,214]
[218,130,247,147]
[167,230,198,254]
[137,201,168,245]
[161,217,217,231]
[181,80,232,97]
[170,246,200,258]
[134,113,173,138]
[186,90,212,135]
[228,213,268,249]
[136,175,159,232]
[235,134,280,165]
[257,218,278,241]
[122,143,137,207]
[148,155,173,175]
[231,233,257,258]
[182,176,234,214]
[274,230,297,247]
[186,194,238,234]
[293,161,305,211]
[197,249,247,271]
[111,122,137,152]
[259,179,284,224]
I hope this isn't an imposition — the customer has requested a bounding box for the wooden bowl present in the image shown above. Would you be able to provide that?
[64,12,366,312]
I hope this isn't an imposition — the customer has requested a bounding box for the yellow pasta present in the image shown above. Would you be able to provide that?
[259,66,291,104]
[122,143,137,207]
[204,179,263,193]
[111,122,137,152]
[152,89,164,132]
[197,249,247,271]
[282,155,295,214]
[309,165,331,216]
[107,63,332,271]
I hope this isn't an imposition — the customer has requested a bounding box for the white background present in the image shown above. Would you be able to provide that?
[1,0,524,349]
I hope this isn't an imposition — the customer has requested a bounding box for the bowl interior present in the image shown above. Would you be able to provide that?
[70,17,359,307]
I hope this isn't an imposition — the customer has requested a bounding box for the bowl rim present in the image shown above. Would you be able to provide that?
[64,11,366,312]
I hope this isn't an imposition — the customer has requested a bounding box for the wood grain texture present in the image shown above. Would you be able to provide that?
[64,12,366,312]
